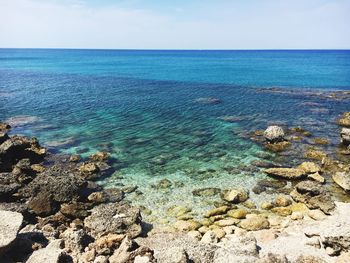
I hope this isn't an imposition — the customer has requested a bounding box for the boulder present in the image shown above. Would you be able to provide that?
[84,203,142,239]
[337,112,350,127]
[227,208,247,219]
[340,128,350,145]
[297,162,321,174]
[240,215,270,231]
[264,126,285,143]
[0,210,23,253]
[274,195,292,207]
[308,172,325,184]
[26,239,71,263]
[78,162,100,180]
[89,151,110,162]
[264,167,305,179]
[222,189,249,203]
[174,220,201,232]
[290,181,335,214]
[332,172,350,191]
[28,192,58,216]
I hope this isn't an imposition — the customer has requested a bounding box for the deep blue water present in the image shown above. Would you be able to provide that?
[1,49,350,222]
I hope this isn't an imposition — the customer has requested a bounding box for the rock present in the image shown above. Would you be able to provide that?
[211,228,226,239]
[192,188,220,197]
[60,202,90,219]
[222,189,249,203]
[0,122,11,131]
[261,202,274,210]
[174,220,201,232]
[26,240,71,263]
[337,112,350,127]
[304,149,327,160]
[94,255,109,263]
[290,181,335,214]
[204,206,229,218]
[297,162,321,174]
[79,162,100,180]
[69,154,81,162]
[308,209,326,221]
[88,188,124,204]
[109,236,154,263]
[312,137,329,145]
[264,167,305,179]
[0,210,23,253]
[84,203,142,238]
[215,218,239,227]
[187,231,202,240]
[291,211,304,220]
[265,141,291,152]
[333,172,350,191]
[89,151,110,162]
[158,247,189,263]
[28,192,58,216]
[264,126,285,143]
[19,169,86,203]
[227,208,247,219]
[201,231,218,244]
[271,207,292,216]
[31,164,45,173]
[213,235,259,262]
[240,215,270,231]
[195,97,222,104]
[274,195,292,207]
[256,253,288,263]
[308,172,325,184]
[62,228,93,253]
[154,179,172,189]
[0,131,9,144]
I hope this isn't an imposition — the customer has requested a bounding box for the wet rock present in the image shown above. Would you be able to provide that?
[89,151,110,162]
[264,126,285,143]
[332,172,350,191]
[264,167,305,179]
[26,239,71,263]
[227,208,247,219]
[340,128,350,145]
[0,210,23,253]
[84,203,142,238]
[312,137,329,145]
[337,112,350,127]
[240,215,270,231]
[308,172,325,184]
[222,189,249,203]
[78,162,100,180]
[290,181,335,214]
[69,154,81,163]
[304,149,327,160]
[297,162,321,174]
[0,131,9,144]
[174,220,201,232]
[265,141,291,152]
[271,207,292,216]
[0,122,11,131]
[204,206,229,218]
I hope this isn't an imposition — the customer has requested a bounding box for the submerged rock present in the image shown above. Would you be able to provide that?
[264,126,285,143]
[332,172,350,191]
[195,97,222,105]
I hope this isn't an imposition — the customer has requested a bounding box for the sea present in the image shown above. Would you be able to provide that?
[1,49,350,223]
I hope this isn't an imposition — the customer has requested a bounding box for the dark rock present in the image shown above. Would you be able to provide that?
[60,202,91,219]
[84,203,142,239]
[0,131,9,144]
[28,192,58,217]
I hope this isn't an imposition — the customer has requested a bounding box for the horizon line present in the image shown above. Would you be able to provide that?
[0,47,350,51]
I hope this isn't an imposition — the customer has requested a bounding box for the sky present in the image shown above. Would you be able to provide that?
[0,0,349,49]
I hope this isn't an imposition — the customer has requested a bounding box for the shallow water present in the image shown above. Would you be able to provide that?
[1,49,350,223]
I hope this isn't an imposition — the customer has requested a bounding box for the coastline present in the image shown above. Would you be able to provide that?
[1,109,350,262]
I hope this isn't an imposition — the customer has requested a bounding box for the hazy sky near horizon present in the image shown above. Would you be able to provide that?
[0,0,349,49]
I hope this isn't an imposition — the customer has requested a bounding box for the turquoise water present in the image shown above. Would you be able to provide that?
[1,49,350,223]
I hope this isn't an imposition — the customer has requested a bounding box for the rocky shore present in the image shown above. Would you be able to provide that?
[1,111,350,263]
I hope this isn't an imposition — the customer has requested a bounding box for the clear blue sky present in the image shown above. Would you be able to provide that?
[0,0,349,49]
